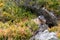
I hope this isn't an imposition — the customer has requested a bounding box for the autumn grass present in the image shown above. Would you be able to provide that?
[0,20,38,40]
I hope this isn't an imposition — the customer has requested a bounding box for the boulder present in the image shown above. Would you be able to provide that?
[30,30,58,40]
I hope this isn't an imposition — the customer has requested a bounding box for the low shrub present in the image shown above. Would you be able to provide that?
[0,20,38,40]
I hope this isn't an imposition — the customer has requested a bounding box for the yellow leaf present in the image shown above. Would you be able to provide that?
[0,3,4,7]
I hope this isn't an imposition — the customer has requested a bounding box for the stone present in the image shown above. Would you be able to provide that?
[30,16,58,40]
[30,30,58,40]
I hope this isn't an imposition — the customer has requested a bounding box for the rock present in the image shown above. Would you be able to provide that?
[30,15,58,40]
[30,30,58,40]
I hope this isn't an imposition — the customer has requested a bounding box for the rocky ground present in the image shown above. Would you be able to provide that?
[30,16,60,40]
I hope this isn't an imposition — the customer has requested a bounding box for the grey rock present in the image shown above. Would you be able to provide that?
[30,16,58,40]
[30,30,58,40]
